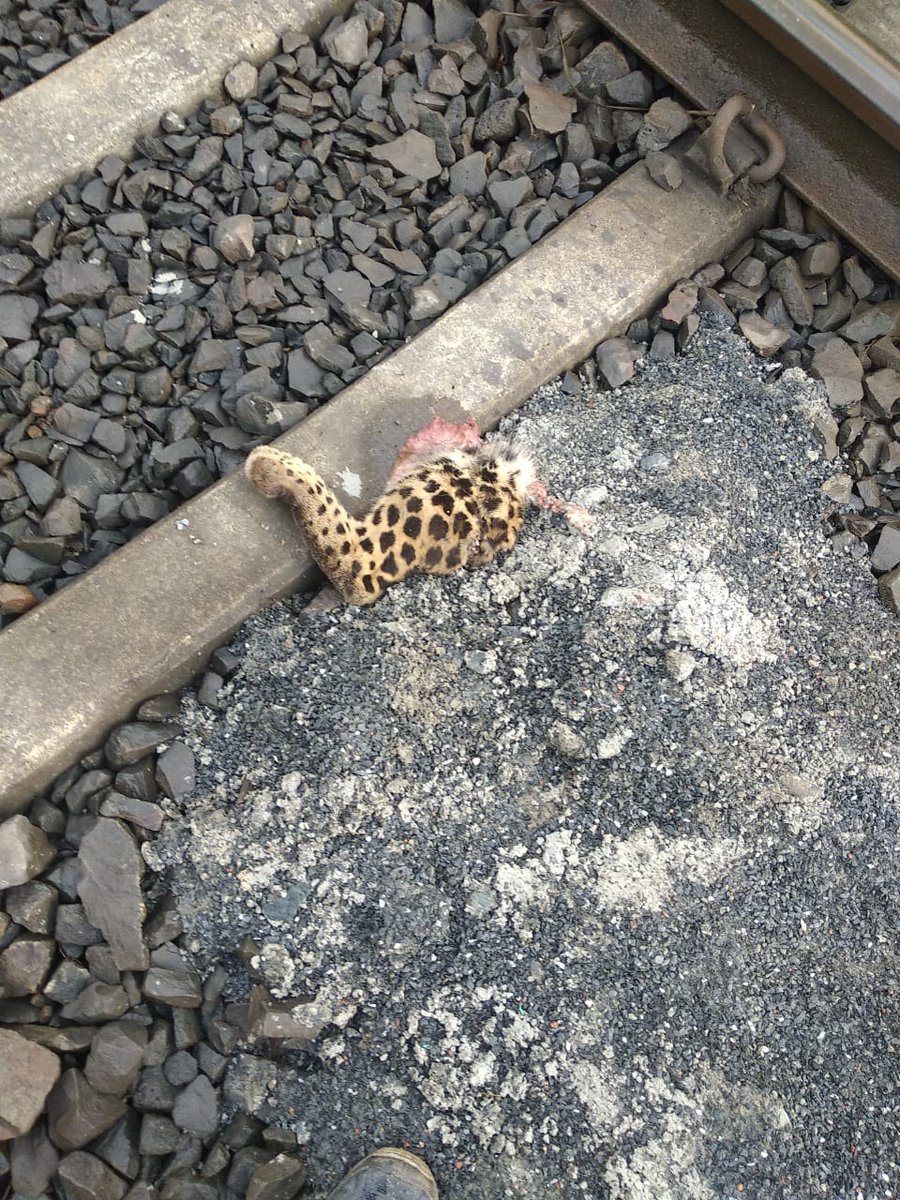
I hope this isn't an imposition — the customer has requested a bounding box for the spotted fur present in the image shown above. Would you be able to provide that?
[245,438,535,606]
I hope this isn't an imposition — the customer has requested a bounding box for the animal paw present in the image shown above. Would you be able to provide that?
[245,447,293,498]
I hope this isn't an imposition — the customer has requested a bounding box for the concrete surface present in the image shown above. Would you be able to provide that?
[0,0,352,217]
[0,139,779,814]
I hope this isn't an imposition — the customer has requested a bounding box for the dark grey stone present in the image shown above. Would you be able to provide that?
[286,348,326,397]
[59,448,124,508]
[41,496,82,537]
[164,1049,199,1087]
[46,1069,128,1151]
[488,177,533,218]
[0,931,54,996]
[43,959,91,1004]
[56,1150,129,1200]
[450,151,487,198]
[84,1020,147,1096]
[323,269,372,311]
[143,964,203,1008]
[99,791,164,831]
[156,742,196,801]
[769,256,815,327]
[55,902,103,947]
[15,460,59,509]
[133,1065,178,1113]
[10,1119,59,1197]
[0,294,39,342]
[596,337,636,387]
[575,41,630,97]
[172,1074,219,1138]
[303,324,356,374]
[44,259,115,304]
[53,337,91,388]
[77,817,147,971]
[433,0,474,41]
[0,814,55,887]
[474,97,519,143]
[105,722,180,769]
[246,1153,307,1200]
[4,878,57,933]
[52,402,100,442]
[606,69,654,108]
[636,98,693,154]
[91,418,127,455]
[369,130,441,182]
[140,1112,181,1155]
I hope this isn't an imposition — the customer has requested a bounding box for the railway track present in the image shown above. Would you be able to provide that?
[0,0,898,1195]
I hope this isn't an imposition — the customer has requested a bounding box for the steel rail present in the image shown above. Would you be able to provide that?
[722,0,900,152]
[581,0,900,278]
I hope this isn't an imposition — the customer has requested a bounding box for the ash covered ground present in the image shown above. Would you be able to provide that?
[148,323,900,1199]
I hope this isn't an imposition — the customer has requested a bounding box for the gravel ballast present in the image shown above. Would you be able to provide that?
[2,0,682,624]
[130,322,897,1197]
[4,322,900,1196]
[1,1,897,625]
[0,0,164,99]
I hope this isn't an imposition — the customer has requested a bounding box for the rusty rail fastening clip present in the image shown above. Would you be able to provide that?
[700,94,786,190]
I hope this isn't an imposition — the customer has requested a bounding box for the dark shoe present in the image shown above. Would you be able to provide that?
[326,1147,439,1199]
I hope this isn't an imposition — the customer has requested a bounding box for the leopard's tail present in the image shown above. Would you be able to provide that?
[245,447,373,604]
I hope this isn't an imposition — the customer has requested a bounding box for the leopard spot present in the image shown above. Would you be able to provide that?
[398,486,412,497]
[424,479,440,494]
[336,523,345,534]
[341,541,351,555]
[452,512,472,538]
[350,561,362,577]
[446,546,462,569]
[317,503,327,516]
[425,546,442,568]
[379,530,395,552]
[481,467,498,484]
[403,515,422,539]
[371,509,382,527]
[360,537,374,554]
[362,574,375,594]
[433,490,454,515]
[452,476,474,497]
[382,552,398,576]
[428,514,449,540]
[482,492,502,513]
[386,504,400,526]
[400,542,415,565]
[407,495,423,513]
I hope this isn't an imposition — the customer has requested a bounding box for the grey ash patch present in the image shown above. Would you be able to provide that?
[148,324,900,1198]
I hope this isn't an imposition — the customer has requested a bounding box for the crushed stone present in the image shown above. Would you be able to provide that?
[148,322,900,1198]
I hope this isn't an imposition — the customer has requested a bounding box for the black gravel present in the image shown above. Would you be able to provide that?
[5,320,900,1198]
[3,2,897,629]
[1,0,690,625]
[0,0,165,98]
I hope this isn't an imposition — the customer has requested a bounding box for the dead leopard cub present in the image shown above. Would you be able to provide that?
[245,416,591,606]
